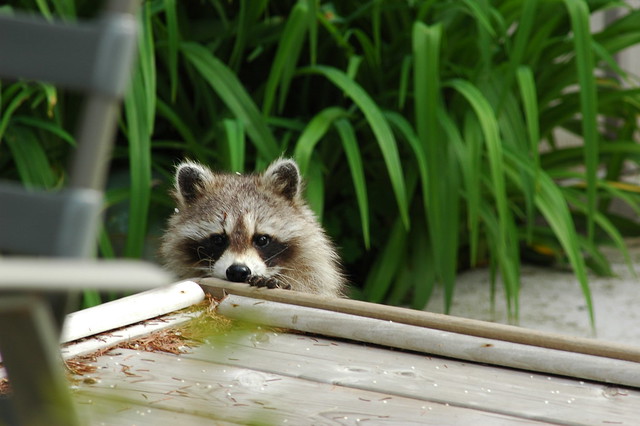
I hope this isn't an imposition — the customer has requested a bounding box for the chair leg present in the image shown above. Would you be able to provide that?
[0,296,79,426]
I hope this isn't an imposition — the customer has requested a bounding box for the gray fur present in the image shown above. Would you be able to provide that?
[160,158,345,297]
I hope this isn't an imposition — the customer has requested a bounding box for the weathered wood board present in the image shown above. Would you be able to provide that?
[72,330,640,425]
[59,280,640,425]
[73,348,547,425]
[189,330,640,425]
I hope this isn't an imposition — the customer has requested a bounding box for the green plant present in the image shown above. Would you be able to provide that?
[3,0,640,326]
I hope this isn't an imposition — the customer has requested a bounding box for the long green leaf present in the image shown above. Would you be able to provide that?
[516,65,540,243]
[565,188,635,278]
[51,0,75,19]
[305,0,318,64]
[363,218,407,303]
[384,111,428,201]
[414,21,459,311]
[12,116,75,146]
[447,78,520,319]
[0,85,34,143]
[447,80,505,227]
[164,0,179,102]
[223,119,245,173]
[440,110,481,267]
[82,290,102,309]
[299,65,409,228]
[227,0,247,70]
[5,126,55,189]
[155,98,202,156]
[497,0,537,109]
[398,55,412,110]
[409,222,437,310]
[262,1,309,115]
[334,118,370,248]
[123,3,155,258]
[124,80,151,259]
[139,2,156,130]
[34,0,53,20]
[294,106,348,175]
[305,160,325,222]
[181,42,280,160]
[516,66,540,165]
[461,0,496,38]
[504,148,594,329]
[565,0,599,243]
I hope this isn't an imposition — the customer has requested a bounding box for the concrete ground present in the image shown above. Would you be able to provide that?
[424,240,640,346]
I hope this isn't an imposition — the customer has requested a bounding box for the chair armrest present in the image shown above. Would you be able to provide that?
[0,259,172,291]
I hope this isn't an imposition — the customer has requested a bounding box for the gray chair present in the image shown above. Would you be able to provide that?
[0,1,171,424]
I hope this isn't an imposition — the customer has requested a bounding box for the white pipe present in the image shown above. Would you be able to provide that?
[217,294,640,388]
[61,311,201,359]
[200,278,640,363]
[60,280,204,343]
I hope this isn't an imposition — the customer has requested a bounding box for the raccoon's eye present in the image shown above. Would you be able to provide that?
[253,234,271,248]
[210,234,227,247]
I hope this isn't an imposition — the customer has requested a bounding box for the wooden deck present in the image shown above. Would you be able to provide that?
[3,279,636,424]
[72,328,640,425]
[66,283,640,425]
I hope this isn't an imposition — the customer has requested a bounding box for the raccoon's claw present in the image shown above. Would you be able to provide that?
[246,275,292,290]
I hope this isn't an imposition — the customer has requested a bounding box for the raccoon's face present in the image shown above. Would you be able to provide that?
[165,159,305,284]
[179,210,296,283]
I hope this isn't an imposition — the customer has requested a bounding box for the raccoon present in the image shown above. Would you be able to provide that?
[160,158,345,297]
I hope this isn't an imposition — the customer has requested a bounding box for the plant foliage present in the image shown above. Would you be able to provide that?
[3,0,640,325]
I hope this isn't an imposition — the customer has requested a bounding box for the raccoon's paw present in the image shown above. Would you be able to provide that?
[246,275,292,290]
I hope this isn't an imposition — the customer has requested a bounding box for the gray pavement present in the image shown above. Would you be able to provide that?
[424,241,640,345]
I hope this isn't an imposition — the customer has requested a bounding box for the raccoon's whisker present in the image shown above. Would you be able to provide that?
[193,258,212,266]
[272,272,298,288]
[192,257,216,272]
[190,258,211,267]
[263,245,290,264]
[192,247,216,267]
[195,246,210,261]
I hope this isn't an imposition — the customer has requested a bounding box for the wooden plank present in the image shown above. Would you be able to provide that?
[200,278,640,363]
[216,294,640,389]
[185,330,640,425]
[75,392,241,426]
[72,349,547,425]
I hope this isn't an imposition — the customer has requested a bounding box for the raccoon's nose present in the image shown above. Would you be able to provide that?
[226,264,251,282]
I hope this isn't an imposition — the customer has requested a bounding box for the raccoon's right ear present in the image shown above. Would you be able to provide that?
[174,161,214,205]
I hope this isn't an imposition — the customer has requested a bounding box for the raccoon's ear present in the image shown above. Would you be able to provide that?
[175,161,214,205]
[262,158,301,201]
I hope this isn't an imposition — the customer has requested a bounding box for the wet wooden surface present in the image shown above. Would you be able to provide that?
[72,329,640,425]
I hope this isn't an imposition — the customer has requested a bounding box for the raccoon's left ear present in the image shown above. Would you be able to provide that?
[262,158,301,201]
